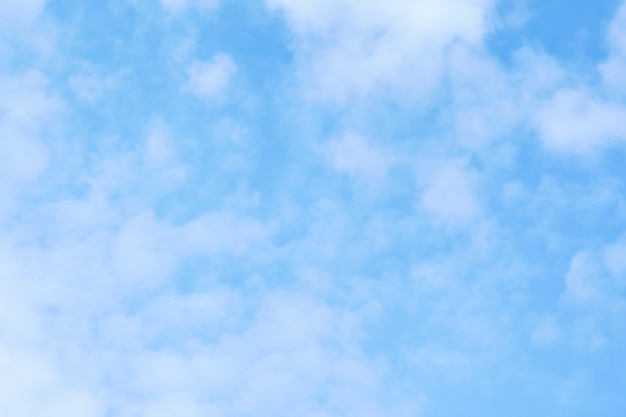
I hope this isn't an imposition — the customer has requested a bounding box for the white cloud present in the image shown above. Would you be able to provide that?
[419,159,480,227]
[609,2,626,54]
[563,252,603,304]
[0,0,47,28]
[439,41,571,154]
[600,56,626,93]
[93,292,410,417]
[0,346,98,417]
[68,71,124,102]
[110,211,180,290]
[145,119,175,166]
[266,0,495,104]
[408,346,475,381]
[132,395,215,417]
[139,119,188,189]
[446,46,561,150]
[500,180,527,205]
[267,0,491,44]
[0,0,56,64]
[7,1,626,414]
[0,71,61,188]
[533,88,626,153]
[570,319,609,352]
[186,53,237,99]
[529,2,626,154]
[599,1,626,91]
[0,130,49,184]
[531,314,560,348]
[181,211,270,256]
[29,206,270,298]
[142,290,241,333]
[326,132,394,180]
[513,47,566,92]
[160,0,220,14]
[0,71,61,132]
[604,240,626,277]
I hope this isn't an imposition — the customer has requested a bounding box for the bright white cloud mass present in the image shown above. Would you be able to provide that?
[1,0,626,416]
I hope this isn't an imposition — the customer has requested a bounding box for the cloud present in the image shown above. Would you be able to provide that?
[600,1,626,92]
[180,210,270,256]
[186,53,237,99]
[531,314,560,348]
[144,119,176,166]
[604,240,626,278]
[68,71,124,102]
[563,252,600,304]
[81,292,410,417]
[160,0,221,14]
[0,71,61,192]
[408,346,480,383]
[0,347,98,417]
[447,48,518,148]
[110,211,181,290]
[446,46,564,150]
[266,0,495,104]
[0,0,56,61]
[418,159,480,227]
[0,0,47,28]
[528,2,626,154]
[5,0,626,415]
[326,132,394,180]
[266,0,492,44]
[533,89,626,153]
[562,250,616,306]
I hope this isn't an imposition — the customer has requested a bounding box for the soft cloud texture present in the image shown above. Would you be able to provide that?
[533,89,626,153]
[600,2,626,92]
[2,0,626,416]
[266,0,495,103]
[419,159,480,227]
[186,54,237,99]
[326,133,394,180]
[0,0,47,27]
[160,0,221,14]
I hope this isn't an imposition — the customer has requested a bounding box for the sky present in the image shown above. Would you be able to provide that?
[1,0,626,416]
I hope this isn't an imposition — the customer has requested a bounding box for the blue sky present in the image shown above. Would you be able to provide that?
[1,0,626,416]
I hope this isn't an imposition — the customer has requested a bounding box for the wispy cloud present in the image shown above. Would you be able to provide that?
[2,0,626,416]
[186,54,237,99]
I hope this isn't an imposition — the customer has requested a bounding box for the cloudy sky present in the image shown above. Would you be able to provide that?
[1,0,626,416]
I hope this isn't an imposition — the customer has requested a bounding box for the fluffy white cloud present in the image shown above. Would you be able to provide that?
[5,0,626,415]
[600,1,626,91]
[529,1,626,154]
[0,347,98,417]
[267,0,491,46]
[604,240,626,278]
[550,241,626,351]
[0,71,61,208]
[186,53,237,99]
[144,118,176,166]
[533,88,626,153]
[110,211,181,289]
[326,132,394,180]
[563,252,604,304]
[447,46,564,150]
[34,289,408,417]
[266,0,495,104]
[419,159,480,227]
[0,0,47,28]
